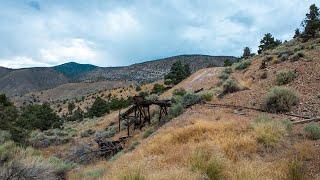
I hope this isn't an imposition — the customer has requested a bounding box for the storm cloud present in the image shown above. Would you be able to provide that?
[0,0,317,68]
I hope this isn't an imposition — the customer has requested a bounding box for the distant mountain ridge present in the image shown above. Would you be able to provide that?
[53,62,98,80]
[0,54,238,96]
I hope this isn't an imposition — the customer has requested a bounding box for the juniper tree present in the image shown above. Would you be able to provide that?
[258,33,282,54]
[243,47,251,59]
[302,4,320,39]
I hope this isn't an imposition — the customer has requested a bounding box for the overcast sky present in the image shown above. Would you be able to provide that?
[0,0,317,68]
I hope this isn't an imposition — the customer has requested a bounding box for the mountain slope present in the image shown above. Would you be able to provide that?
[0,68,69,96]
[79,55,237,82]
[0,55,237,96]
[53,62,98,81]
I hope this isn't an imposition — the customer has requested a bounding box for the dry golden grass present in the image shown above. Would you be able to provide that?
[72,109,301,180]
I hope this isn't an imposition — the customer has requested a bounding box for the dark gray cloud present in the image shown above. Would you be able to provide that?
[0,0,317,68]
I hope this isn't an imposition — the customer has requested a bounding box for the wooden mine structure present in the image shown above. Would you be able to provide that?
[95,96,171,159]
[118,96,172,137]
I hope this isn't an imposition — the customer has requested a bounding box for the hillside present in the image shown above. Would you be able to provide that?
[62,37,319,179]
[53,62,98,81]
[79,55,237,82]
[0,55,237,97]
[0,67,69,97]
[1,36,320,180]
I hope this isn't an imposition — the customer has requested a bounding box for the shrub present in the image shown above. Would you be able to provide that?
[145,94,159,101]
[181,93,201,108]
[80,129,95,138]
[87,97,109,118]
[260,71,268,79]
[29,129,74,148]
[218,72,229,80]
[189,148,224,180]
[253,115,287,148]
[0,141,64,180]
[234,60,252,70]
[48,156,76,177]
[120,169,145,180]
[288,159,304,180]
[168,103,184,118]
[276,70,297,85]
[263,87,299,112]
[135,86,141,92]
[17,103,61,131]
[201,92,213,102]
[223,67,233,74]
[0,130,11,144]
[279,53,289,62]
[281,119,293,133]
[290,52,305,61]
[94,125,117,139]
[173,88,187,96]
[142,128,154,139]
[152,83,165,94]
[138,91,149,98]
[128,141,140,151]
[222,79,241,94]
[304,123,320,140]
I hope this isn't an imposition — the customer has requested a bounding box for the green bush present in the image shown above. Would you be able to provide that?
[288,159,304,180]
[48,156,76,177]
[120,169,145,180]
[281,119,293,133]
[164,60,191,85]
[201,92,213,102]
[145,94,159,101]
[218,72,229,80]
[304,123,320,140]
[223,67,233,74]
[253,115,287,148]
[135,86,141,92]
[234,60,252,70]
[152,83,165,94]
[189,149,224,180]
[17,103,62,131]
[128,141,140,151]
[87,97,110,118]
[181,93,201,108]
[29,129,74,148]
[0,130,11,144]
[222,79,241,94]
[142,128,154,139]
[276,70,297,85]
[173,88,187,97]
[290,52,304,61]
[80,129,95,138]
[168,103,184,118]
[263,87,299,113]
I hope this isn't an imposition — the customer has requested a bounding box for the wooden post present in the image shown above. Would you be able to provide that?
[118,110,121,132]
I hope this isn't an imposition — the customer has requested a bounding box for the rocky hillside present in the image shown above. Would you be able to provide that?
[0,67,69,97]
[0,55,237,96]
[79,55,237,82]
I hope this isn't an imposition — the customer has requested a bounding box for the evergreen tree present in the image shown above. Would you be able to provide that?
[302,4,320,39]
[67,102,75,114]
[293,28,301,38]
[258,33,282,54]
[242,47,251,59]
[17,103,61,131]
[87,97,109,117]
[164,61,191,85]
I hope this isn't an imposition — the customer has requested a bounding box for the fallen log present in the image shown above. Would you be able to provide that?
[292,117,320,125]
